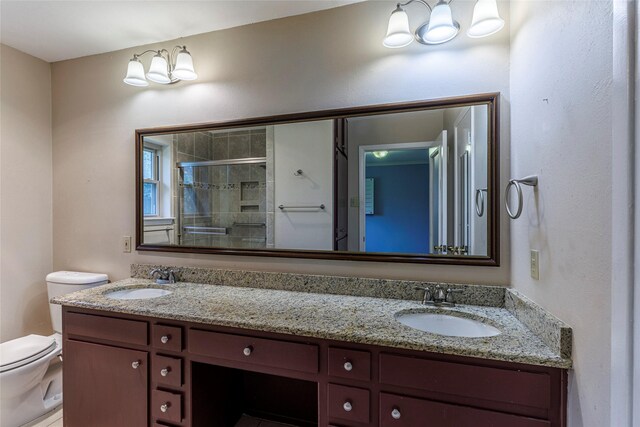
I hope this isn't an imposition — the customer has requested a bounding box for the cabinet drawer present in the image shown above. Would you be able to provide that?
[153,324,183,352]
[379,354,551,409]
[327,384,370,424]
[188,329,318,374]
[328,347,371,382]
[152,389,183,424]
[380,393,550,427]
[65,312,147,346]
[152,354,183,388]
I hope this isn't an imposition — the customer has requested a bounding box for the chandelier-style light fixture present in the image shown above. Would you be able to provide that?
[123,45,197,87]
[383,0,504,48]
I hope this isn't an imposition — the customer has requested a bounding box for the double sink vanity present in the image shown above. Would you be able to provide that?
[53,265,571,427]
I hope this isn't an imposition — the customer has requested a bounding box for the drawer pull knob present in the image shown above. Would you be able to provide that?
[160,368,170,377]
[343,361,353,371]
[160,403,170,413]
[243,346,253,356]
[131,360,140,369]
[343,401,353,412]
[160,335,170,344]
[392,408,401,420]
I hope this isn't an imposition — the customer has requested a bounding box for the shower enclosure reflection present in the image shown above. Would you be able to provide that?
[137,96,497,262]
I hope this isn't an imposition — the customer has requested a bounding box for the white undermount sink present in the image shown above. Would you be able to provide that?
[396,312,501,338]
[105,288,172,300]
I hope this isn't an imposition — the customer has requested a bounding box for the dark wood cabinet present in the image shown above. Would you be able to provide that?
[379,393,550,427]
[63,339,148,427]
[62,307,567,427]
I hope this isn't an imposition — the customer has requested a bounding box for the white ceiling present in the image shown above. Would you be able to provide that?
[0,0,364,63]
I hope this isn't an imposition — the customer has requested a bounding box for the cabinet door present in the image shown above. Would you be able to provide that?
[64,340,148,427]
[380,393,550,427]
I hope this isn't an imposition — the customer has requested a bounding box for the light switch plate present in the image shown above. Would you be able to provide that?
[530,249,539,280]
[123,236,131,253]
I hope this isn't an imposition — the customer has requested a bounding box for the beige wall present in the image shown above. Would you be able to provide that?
[0,44,53,341]
[51,0,511,285]
[509,1,613,426]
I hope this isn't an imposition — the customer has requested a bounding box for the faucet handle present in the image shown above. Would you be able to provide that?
[445,288,464,304]
[168,270,178,284]
[432,285,447,302]
[414,286,433,305]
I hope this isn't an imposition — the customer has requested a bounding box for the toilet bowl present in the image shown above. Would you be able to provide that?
[0,271,108,427]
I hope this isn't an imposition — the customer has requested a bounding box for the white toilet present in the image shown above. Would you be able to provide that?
[0,271,108,427]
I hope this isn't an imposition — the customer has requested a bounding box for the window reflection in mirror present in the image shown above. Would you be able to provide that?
[139,102,491,258]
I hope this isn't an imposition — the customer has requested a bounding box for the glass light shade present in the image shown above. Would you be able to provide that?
[146,54,171,84]
[123,59,148,87]
[467,0,504,38]
[373,151,389,159]
[421,2,459,44]
[383,7,413,48]
[172,49,198,81]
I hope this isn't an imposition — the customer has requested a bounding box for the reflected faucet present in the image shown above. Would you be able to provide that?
[150,268,178,284]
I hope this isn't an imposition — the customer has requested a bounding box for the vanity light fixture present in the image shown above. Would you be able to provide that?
[373,151,389,159]
[124,45,197,87]
[383,0,504,48]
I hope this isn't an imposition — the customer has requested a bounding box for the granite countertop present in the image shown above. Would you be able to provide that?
[53,278,571,369]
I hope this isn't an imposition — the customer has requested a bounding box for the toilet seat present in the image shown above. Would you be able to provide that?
[0,335,58,373]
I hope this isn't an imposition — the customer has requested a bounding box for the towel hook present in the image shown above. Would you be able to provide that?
[293,169,303,176]
[505,176,538,219]
[475,188,487,217]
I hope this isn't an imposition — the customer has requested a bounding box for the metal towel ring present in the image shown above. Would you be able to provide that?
[475,188,487,217]
[505,176,538,219]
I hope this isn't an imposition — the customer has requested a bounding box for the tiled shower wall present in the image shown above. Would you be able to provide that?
[175,128,274,248]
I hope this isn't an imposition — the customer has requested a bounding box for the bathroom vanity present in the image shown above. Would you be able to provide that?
[54,268,571,427]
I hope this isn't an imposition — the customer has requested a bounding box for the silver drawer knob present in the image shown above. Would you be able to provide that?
[343,401,352,412]
[160,335,170,344]
[392,408,401,420]
[160,403,169,413]
[343,361,353,371]
[160,368,170,377]
[131,361,140,369]
[243,346,252,356]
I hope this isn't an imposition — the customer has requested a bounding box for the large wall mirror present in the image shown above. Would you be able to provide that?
[136,93,499,265]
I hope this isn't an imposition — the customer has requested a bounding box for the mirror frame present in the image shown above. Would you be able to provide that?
[135,93,500,266]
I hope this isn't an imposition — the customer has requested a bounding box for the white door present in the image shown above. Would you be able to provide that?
[429,130,447,253]
[273,120,334,250]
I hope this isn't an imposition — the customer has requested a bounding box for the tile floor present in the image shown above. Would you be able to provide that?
[27,411,296,427]
[27,410,297,427]
[28,408,62,427]
[235,415,298,427]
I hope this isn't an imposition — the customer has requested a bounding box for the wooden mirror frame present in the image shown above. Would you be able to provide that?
[135,93,500,265]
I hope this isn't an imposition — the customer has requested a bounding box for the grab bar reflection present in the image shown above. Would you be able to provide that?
[505,176,538,219]
[183,226,228,235]
[475,188,487,217]
[278,204,325,210]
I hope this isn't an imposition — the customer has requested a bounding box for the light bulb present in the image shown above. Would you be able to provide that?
[468,0,504,38]
[383,6,414,48]
[172,47,198,81]
[420,1,459,45]
[123,58,148,87]
[146,53,171,84]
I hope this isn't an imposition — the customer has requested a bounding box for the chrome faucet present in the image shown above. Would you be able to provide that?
[150,268,178,284]
[414,285,464,306]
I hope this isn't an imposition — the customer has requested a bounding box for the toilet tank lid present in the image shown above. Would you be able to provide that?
[46,271,108,285]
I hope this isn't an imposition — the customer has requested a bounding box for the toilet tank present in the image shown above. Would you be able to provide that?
[46,271,109,333]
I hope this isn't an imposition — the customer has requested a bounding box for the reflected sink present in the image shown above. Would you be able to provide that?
[105,288,172,300]
[396,312,501,338]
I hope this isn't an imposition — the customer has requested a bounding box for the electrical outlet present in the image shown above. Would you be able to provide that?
[530,249,539,280]
[123,236,131,253]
